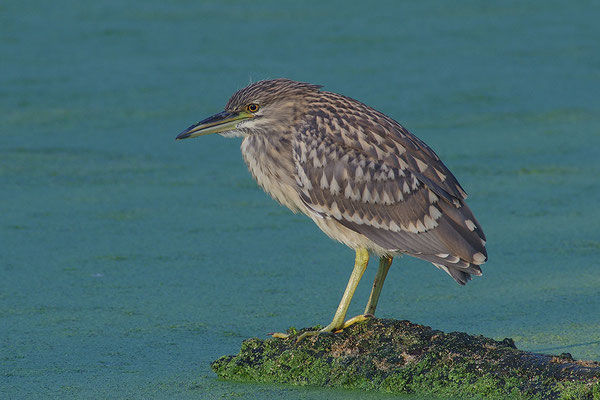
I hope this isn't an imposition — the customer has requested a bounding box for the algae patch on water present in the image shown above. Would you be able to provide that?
[211,319,600,399]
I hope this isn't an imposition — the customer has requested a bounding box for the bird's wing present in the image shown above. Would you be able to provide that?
[292,115,487,284]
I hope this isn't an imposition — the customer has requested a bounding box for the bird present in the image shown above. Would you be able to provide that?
[176,78,487,339]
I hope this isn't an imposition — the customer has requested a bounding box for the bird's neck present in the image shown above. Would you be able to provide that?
[241,134,301,213]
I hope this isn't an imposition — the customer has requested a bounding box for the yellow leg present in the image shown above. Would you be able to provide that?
[364,256,393,315]
[295,248,369,341]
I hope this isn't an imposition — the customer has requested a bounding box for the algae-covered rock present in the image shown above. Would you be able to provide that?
[211,319,600,399]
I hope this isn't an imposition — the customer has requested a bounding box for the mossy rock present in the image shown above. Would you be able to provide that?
[211,318,600,399]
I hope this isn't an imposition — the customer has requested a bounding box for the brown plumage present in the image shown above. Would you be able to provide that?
[177,78,487,335]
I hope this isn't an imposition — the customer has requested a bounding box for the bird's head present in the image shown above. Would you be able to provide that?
[176,79,322,140]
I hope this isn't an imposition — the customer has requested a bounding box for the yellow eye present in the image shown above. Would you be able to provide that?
[246,103,260,113]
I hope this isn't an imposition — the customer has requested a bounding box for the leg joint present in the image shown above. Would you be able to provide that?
[355,248,369,267]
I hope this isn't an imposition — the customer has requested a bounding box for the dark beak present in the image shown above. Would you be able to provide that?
[176,110,254,140]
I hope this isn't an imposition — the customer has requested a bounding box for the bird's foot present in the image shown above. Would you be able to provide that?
[294,314,374,342]
[295,323,337,342]
[269,326,301,339]
[270,315,374,341]
[341,313,373,329]
[270,331,291,339]
[269,327,330,340]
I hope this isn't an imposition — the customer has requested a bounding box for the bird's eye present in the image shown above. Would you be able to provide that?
[246,103,260,113]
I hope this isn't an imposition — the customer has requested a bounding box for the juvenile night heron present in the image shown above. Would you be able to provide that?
[176,79,487,338]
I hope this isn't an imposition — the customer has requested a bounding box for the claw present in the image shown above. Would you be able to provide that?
[342,313,373,329]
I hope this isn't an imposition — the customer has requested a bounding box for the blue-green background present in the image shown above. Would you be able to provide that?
[2,1,599,399]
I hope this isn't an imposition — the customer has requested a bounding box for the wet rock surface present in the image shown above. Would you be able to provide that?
[212,319,600,399]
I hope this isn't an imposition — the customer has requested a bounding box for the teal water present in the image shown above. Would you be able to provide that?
[2,1,600,398]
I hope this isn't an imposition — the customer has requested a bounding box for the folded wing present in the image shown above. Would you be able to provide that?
[292,109,487,285]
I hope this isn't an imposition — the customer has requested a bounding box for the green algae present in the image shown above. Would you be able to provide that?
[212,319,600,399]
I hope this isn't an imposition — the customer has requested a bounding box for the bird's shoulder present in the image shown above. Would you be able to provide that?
[295,93,467,205]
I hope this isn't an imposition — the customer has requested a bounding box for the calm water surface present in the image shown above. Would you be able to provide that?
[2,1,599,399]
